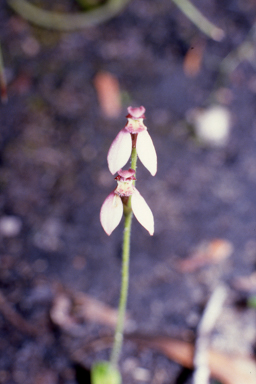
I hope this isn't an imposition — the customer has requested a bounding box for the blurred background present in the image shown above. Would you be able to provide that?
[1,1,256,383]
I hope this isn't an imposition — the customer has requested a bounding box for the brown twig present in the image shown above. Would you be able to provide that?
[0,290,38,336]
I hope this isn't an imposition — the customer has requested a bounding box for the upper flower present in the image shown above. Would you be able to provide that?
[107,106,157,176]
[100,169,154,236]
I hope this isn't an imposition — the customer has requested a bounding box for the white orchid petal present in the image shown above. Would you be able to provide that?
[100,192,123,235]
[136,130,157,176]
[107,129,132,175]
[131,188,154,235]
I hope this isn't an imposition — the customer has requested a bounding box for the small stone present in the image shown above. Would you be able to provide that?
[188,105,231,147]
[133,367,150,382]
[123,358,138,373]
[0,216,22,237]
[33,218,62,251]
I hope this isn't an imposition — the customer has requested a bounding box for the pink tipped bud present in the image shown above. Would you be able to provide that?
[116,168,136,181]
[136,130,157,176]
[107,129,132,175]
[126,106,145,119]
[131,188,154,235]
[100,192,123,235]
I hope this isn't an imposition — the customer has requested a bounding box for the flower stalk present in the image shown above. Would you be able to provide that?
[110,147,137,368]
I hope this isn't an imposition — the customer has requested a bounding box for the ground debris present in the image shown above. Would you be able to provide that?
[0,290,39,336]
[128,335,256,384]
[94,71,121,118]
[50,289,130,336]
[177,239,233,272]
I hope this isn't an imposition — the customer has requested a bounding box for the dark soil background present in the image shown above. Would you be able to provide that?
[1,1,256,383]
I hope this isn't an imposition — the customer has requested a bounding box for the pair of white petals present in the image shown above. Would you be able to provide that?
[107,128,157,176]
[100,188,154,236]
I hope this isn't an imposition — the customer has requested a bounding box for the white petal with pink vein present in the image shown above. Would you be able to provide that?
[136,130,157,176]
[100,192,123,235]
[107,129,132,175]
[131,188,154,235]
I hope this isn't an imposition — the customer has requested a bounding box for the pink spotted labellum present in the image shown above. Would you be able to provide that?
[107,106,157,176]
[100,169,154,236]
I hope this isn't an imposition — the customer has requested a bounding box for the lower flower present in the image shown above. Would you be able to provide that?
[100,169,154,236]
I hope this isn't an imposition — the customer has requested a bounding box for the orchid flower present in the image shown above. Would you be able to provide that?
[107,106,157,176]
[100,169,154,236]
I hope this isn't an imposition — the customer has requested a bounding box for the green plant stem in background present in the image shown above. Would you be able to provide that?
[110,147,137,368]
[171,0,224,41]
[74,0,102,11]
[8,0,130,31]
[9,0,225,39]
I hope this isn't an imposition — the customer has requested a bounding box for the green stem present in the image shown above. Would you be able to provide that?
[110,147,137,368]
[8,0,130,31]
[171,0,224,41]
